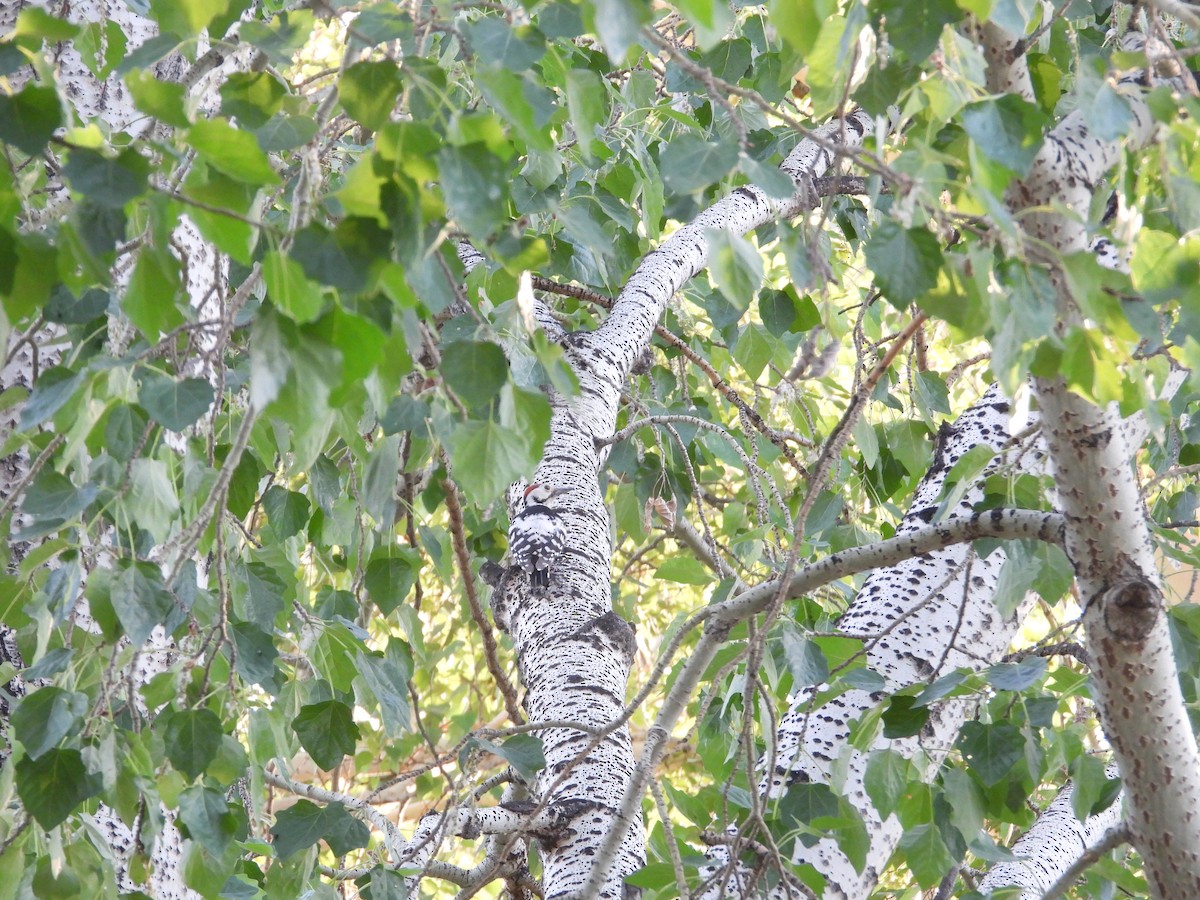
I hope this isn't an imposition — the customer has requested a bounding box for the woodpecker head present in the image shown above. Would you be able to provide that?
[523,482,563,506]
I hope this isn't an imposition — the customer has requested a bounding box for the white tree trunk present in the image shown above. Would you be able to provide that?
[485,112,875,899]
[770,387,1041,896]
[981,18,1200,897]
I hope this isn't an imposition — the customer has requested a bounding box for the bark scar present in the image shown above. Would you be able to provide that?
[1098,577,1161,643]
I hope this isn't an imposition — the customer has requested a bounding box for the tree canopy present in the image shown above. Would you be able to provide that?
[2,0,1200,898]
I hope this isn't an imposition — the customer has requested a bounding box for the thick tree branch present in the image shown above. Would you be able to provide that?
[979,764,1125,898]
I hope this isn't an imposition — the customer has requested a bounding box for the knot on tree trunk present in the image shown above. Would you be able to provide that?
[1099,578,1162,643]
[569,610,638,665]
[536,797,604,845]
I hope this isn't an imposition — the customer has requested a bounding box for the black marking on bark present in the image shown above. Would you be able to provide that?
[567,610,638,664]
[1079,426,1113,450]
[501,799,538,814]
[480,560,505,588]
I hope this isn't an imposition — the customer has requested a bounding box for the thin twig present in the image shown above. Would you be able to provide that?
[442,473,525,725]
[1041,822,1132,900]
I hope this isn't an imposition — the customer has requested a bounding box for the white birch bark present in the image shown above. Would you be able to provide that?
[480,111,874,899]
[768,387,1039,897]
[981,17,1200,897]
[979,766,1123,898]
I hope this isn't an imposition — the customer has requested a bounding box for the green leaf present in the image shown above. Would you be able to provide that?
[477,69,556,154]
[464,18,546,69]
[220,71,285,128]
[446,418,530,504]
[322,802,372,855]
[882,695,930,739]
[179,785,238,856]
[781,628,829,688]
[958,721,1024,786]
[777,782,840,830]
[355,649,412,737]
[12,6,81,42]
[942,766,985,842]
[11,687,88,759]
[362,433,401,529]
[864,750,912,818]
[230,621,279,688]
[353,5,412,44]
[1077,74,1132,142]
[124,246,185,338]
[0,85,63,156]
[45,285,108,325]
[64,148,150,208]
[701,38,752,81]
[187,119,280,186]
[474,734,545,782]
[961,95,1049,177]
[340,60,404,131]
[226,448,264,518]
[990,542,1040,617]
[768,0,821,56]
[238,10,315,65]
[271,800,369,859]
[364,550,421,615]
[437,144,511,239]
[21,470,97,528]
[20,366,85,430]
[587,0,649,61]
[738,154,799,200]
[659,134,739,194]
[163,708,224,780]
[709,229,763,311]
[254,113,318,152]
[263,485,309,540]
[180,169,259,264]
[112,562,175,646]
[655,557,711,585]
[441,341,509,409]
[290,218,389,294]
[115,32,182,75]
[126,70,190,127]
[15,749,102,830]
[263,250,325,323]
[875,0,961,60]
[292,700,360,771]
[934,443,996,519]
[232,561,286,631]
[986,657,1046,692]
[897,823,955,888]
[864,221,944,310]
[149,0,231,37]
[564,68,609,165]
[1071,756,1121,819]
[360,866,410,900]
[138,374,214,431]
[733,323,775,381]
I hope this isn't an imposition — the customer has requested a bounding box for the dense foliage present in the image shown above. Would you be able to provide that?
[1,0,1199,897]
